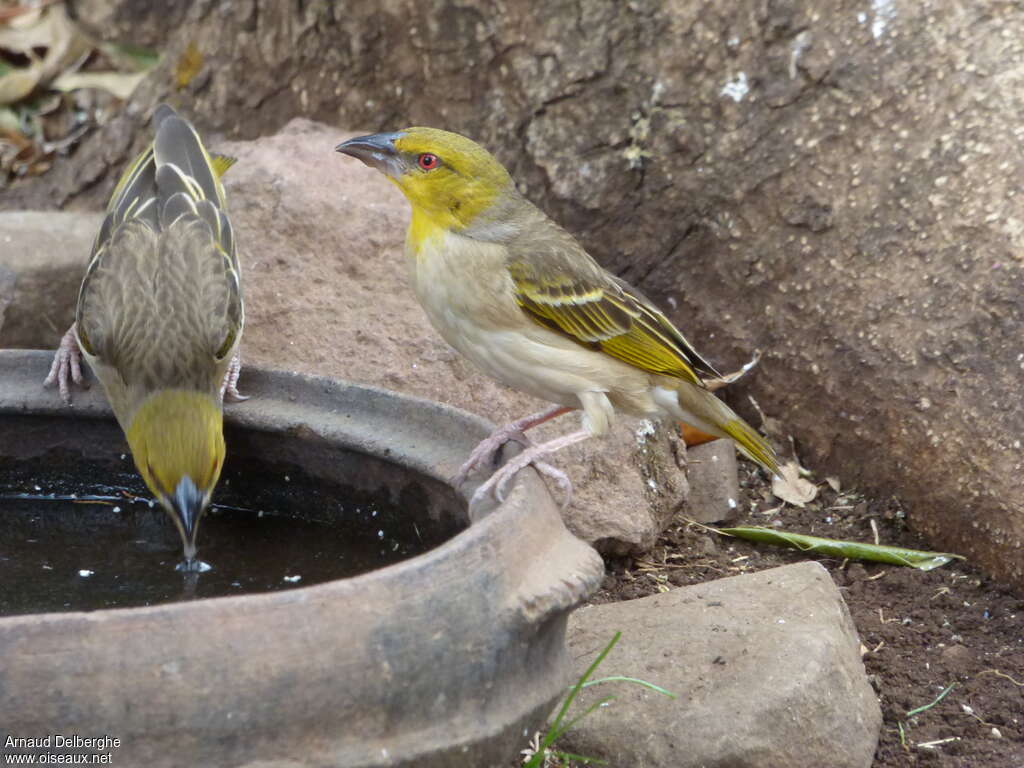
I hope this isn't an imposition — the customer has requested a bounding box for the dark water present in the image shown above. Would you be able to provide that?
[0,452,463,617]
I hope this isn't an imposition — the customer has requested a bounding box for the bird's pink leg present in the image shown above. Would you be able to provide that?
[220,351,248,403]
[469,428,591,510]
[43,324,86,405]
[453,405,573,488]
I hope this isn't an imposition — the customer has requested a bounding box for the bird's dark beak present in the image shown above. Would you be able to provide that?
[169,475,206,569]
[336,132,405,178]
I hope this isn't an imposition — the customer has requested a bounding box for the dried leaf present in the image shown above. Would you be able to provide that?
[0,8,52,52]
[0,60,44,105]
[52,70,147,100]
[825,475,841,493]
[771,460,818,507]
[175,41,203,90]
[0,106,19,133]
[0,5,92,105]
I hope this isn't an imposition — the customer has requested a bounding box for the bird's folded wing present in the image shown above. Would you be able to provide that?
[507,248,719,385]
[76,105,241,381]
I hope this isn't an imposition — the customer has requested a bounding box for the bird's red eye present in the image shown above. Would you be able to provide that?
[417,153,439,170]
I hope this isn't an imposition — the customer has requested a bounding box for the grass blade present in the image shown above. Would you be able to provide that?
[906,683,957,717]
[581,676,677,698]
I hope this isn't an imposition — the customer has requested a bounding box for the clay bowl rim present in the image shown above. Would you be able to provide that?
[0,349,562,624]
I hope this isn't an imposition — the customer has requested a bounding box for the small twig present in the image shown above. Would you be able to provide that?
[906,683,957,717]
[916,737,961,750]
[746,394,768,429]
[960,704,998,728]
[976,669,1024,687]
[679,516,726,536]
[2,491,259,515]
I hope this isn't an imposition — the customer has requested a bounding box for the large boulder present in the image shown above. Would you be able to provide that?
[220,120,691,552]
[2,0,1022,589]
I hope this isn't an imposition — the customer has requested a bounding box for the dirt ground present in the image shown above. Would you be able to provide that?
[583,460,1024,768]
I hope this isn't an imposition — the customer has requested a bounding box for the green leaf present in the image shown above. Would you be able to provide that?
[720,526,964,570]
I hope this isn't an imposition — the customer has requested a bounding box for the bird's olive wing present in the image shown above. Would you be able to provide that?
[508,254,718,385]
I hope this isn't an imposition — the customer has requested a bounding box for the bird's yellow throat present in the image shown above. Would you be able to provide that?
[407,207,449,253]
[389,167,508,253]
[126,390,225,501]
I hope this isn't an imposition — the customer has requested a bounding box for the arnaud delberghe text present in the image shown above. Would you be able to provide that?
[5,735,121,750]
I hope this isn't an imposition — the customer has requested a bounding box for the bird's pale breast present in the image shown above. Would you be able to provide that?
[407,228,660,421]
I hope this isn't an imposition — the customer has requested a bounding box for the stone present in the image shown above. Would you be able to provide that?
[683,439,741,524]
[563,562,881,768]
[219,120,689,554]
[0,212,100,350]
[0,265,15,337]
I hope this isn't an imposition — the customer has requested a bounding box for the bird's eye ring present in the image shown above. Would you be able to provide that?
[417,153,440,171]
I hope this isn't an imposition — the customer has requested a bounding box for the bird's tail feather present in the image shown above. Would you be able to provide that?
[153,106,224,208]
[661,382,780,476]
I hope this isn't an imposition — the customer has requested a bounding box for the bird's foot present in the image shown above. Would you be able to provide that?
[43,324,87,405]
[468,429,590,510]
[452,424,532,488]
[452,405,575,488]
[220,351,248,403]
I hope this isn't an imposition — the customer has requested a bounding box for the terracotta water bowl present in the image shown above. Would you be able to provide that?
[0,349,604,768]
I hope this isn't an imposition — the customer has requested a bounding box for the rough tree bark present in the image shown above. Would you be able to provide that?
[4,0,1023,590]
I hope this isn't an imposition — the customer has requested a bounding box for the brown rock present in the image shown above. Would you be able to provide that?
[940,643,973,667]
[684,439,741,523]
[565,562,881,768]
[219,120,689,553]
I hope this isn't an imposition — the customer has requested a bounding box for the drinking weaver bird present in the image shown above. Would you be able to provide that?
[44,104,244,570]
[336,128,779,507]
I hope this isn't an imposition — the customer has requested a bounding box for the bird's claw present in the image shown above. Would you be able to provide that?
[470,452,573,510]
[43,325,86,405]
[220,352,248,403]
[452,426,531,488]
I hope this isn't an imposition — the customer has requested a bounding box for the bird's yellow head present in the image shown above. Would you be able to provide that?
[336,127,514,241]
[125,390,225,567]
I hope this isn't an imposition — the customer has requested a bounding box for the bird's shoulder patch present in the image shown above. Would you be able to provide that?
[507,241,717,384]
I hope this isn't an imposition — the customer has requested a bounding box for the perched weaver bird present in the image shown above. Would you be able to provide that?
[43,104,244,570]
[336,128,779,506]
